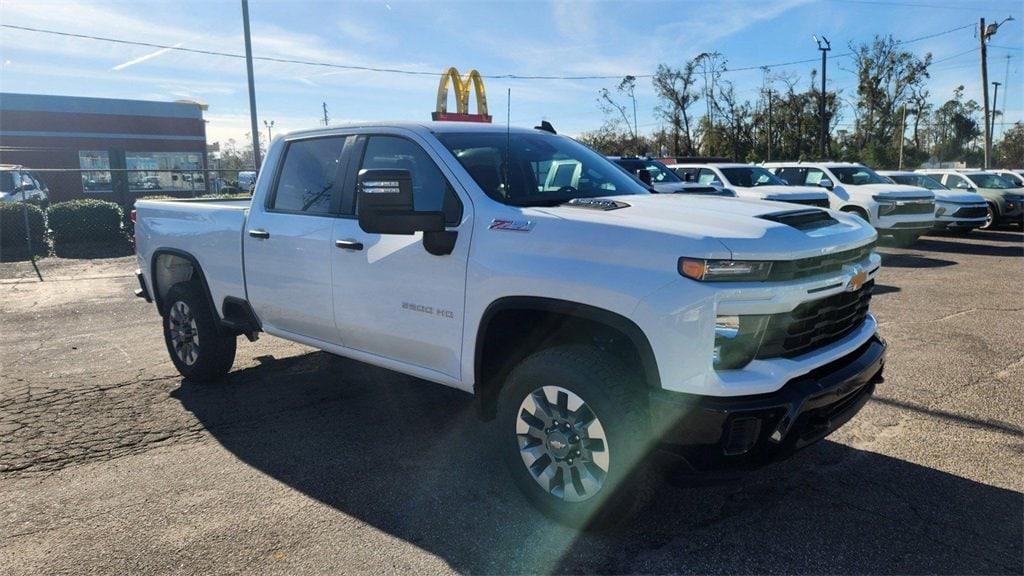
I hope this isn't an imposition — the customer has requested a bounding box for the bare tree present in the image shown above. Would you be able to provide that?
[652,61,701,155]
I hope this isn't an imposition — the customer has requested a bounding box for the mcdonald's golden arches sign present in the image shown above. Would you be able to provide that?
[432,67,492,123]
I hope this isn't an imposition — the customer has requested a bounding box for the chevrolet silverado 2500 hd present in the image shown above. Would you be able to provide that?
[134,122,886,526]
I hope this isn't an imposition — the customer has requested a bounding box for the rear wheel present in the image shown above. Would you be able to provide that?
[496,345,650,528]
[162,282,236,381]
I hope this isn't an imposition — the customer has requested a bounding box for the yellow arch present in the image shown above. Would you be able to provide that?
[436,67,489,116]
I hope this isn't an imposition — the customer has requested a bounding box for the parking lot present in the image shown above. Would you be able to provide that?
[1,230,1021,575]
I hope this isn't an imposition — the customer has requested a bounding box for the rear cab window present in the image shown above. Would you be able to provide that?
[269,136,350,215]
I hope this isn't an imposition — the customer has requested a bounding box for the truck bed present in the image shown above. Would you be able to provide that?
[134,197,251,317]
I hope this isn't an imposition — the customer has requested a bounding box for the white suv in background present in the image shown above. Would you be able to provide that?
[668,163,830,208]
[877,171,988,233]
[764,162,934,245]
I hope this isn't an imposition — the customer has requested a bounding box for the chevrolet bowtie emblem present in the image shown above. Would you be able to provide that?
[432,67,492,123]
[846,267,868,292]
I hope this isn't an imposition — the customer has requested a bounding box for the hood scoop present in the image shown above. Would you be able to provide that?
[562,198,630,211]
[759,208,838,231]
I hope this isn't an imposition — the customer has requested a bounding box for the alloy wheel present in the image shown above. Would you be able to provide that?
[168,300,200,366]
[516,386,609,502]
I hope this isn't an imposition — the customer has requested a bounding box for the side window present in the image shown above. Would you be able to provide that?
[805,169,826,185]
[697,168,719,185]
[359,136,462,225]
[271,137,348,214]
[947,175,971,189]
[674,167,698,182]
[774,167,804,185]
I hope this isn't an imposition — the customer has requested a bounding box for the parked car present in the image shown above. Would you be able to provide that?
[666,163,830,208]
[0,164,49,203]
[763,162,934,246]
[991,169,1024,188]
[916,169,1024,229]
[609,156,733,196]
[877,171,988,233]
[237,171,257,192]
[134,122,885,526]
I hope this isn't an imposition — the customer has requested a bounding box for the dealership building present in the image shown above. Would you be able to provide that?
[0,93,208,203]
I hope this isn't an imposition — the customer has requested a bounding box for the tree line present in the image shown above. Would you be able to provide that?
[579,35,1023,169]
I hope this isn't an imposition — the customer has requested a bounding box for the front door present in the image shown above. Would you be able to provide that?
[331,133,470,379]
[244,135,352,344]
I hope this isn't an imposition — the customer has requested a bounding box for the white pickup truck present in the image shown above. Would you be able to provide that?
[134,121,886,526]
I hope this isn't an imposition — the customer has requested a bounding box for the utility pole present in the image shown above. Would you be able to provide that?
[898,104,908,170]
[814,35,831,160]
[241,0,260,169]
[990,82,1001,143]
[980,18,991,170]
[766,90,774,162]
[322,102,330,127]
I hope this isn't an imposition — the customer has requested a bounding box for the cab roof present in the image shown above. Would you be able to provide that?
[284,121,554,140]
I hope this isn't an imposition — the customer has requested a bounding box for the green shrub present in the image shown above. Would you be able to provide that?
[47,199,126,246]
[0,202,48,258]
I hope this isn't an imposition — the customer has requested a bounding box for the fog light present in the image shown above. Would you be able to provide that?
[714,314,770,370]
[724,416,762,455]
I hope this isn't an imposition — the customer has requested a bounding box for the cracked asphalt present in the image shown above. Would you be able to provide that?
[1,229,1022,575]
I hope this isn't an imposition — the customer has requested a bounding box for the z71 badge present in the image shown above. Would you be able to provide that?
[489,219,534,232]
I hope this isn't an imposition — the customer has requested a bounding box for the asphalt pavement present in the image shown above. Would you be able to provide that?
[1,229,1021,575]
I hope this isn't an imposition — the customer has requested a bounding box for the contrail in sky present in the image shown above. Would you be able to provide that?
[112,42,184,71]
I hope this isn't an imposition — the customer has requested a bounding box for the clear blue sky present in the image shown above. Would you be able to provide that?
[1,0,1021,145]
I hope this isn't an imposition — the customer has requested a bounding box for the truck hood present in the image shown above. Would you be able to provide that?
[532,194,876,260]
[846,183,934,199]
[733,185,827,200]
[932,189,986,204]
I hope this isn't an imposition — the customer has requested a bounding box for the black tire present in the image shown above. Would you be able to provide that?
[979,202,998,230]
[496,345,651,529]
[162,281,236,381]
[890,231,921,247]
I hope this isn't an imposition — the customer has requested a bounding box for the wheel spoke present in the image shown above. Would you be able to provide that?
[549,465,565,497]
[569,465,587,498]
[520,408,546,434]
[573,403,596,429]
[529,453,552,478]
[556,390,569,419]
[583,437,605,453]
[531,389,556,420]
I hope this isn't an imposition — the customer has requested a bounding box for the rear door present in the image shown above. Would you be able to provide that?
[330,132,471,379]
[243,135,354,344]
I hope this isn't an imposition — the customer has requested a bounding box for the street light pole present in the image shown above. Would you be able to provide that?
[264,119,275,144]
[241,0,261,169]
[990,81,1001,144]
[979,15,1015,170]
[814,35,831,160]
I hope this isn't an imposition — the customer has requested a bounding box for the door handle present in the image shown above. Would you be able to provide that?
[248,229,270,239]
[335,239,364,251]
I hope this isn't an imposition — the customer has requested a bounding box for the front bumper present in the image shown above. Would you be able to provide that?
[649,334,885,471]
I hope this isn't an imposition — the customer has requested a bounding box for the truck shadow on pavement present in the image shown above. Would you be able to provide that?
[172,352,1022,575]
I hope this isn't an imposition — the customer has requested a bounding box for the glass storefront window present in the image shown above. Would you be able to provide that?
[126,152,205,193]
[79,150,112,192]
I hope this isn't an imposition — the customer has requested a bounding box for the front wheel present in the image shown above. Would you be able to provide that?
[162,281,236,381]
[496,346,651,528]
[979,203,998,230]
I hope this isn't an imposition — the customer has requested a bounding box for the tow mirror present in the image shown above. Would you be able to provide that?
[819,178,834,190]
[357,168,446,236]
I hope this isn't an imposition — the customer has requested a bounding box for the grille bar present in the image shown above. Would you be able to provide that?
[757,281,874,359]
[889,202,934,215]
[767,242,875,282]
[952,206,988,218]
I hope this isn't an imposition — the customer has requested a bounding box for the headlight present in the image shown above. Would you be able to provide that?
[873,196,898,215]
[714,315,770,369]
[679,258,773,281]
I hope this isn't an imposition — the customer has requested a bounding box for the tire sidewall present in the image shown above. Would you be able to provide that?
[162,282,235,381]
[496,347,648,528]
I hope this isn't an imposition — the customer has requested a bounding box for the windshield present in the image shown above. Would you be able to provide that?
[829,166,889,185]
[967,173,1016,189]
[889,174,947,190]
[719,166,786,187]
[438,132,650,206]
[616,159,682,183]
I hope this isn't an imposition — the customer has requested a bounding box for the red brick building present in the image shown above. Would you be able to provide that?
[0,93,207,203]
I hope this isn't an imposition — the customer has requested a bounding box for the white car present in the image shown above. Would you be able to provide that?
[667,163,830,208]
[991,169,1024,188]
[0,165,50,203]
[134,121,884,526]
[764,162,934,246]
[877,171,988,233]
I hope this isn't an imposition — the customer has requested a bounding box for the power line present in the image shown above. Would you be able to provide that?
[0,24,653,80]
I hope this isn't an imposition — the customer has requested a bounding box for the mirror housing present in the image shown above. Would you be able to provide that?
[636,169,653,186]
[819,178,834,190]
[357,168,445,235]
